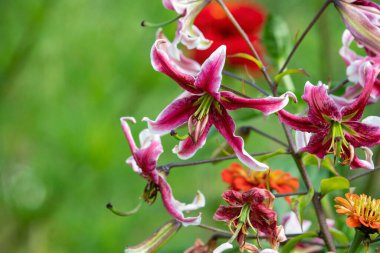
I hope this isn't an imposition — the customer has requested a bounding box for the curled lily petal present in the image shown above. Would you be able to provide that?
[220,91,297,115]
[158,176,202,226]
[213,242,233,253]
[156,29,201,75]
[212,106,269,171]
[341,61,379,120]
[143,93,200,135]
[213,206,242,221]
[295,130,312,152]
[300,129,331,159]
[195,45,226,98]
[343,121,380,147]
[151,40,202,94]
[176,190,206,212]
[165,0,212,50]
[350,147,374,170]
[277,110,320,133]
[302,81,341,124]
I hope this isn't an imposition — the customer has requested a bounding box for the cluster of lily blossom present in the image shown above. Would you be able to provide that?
[119,0,380,252]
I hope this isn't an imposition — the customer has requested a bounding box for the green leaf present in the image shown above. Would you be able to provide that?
[274,68,309,83]
[302,153,340,176]
[228,53,263,69]
[320,176,350,197]
[125,220,181,253]
[292,187,314,229]
[255,148,288,162]
[262,14,291,65]
[329,227,350,245]
[282,231,318,253]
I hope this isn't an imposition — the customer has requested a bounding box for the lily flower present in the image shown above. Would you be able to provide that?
[334,0,380,55]
[145,40,296,171]
[121,117,205,226]
[339,29,380,102]
[162,0,212,50]
[213,189,286,252]
[278,61,380,170]
[335,193,380,233]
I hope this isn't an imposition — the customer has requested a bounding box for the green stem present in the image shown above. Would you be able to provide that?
[348,229,365,253]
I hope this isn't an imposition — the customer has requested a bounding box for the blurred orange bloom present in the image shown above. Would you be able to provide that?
[221,163,299,204]
[335,193,380,232]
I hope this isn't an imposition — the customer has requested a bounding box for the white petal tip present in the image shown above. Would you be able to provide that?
[213,242,233,253]
[120,116,136,124]
[283,91,298,103]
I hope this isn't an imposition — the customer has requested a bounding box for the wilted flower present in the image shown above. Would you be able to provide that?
[339,29,380,102]
[194,1,266,71]
[334,0,380,55]
[121,117,205,226]
[145,40,296,171]
[335,193,380,233]
[278,61,380,170]
[214,189,286,252]
[162,0,212,50]
[221,163,299,204]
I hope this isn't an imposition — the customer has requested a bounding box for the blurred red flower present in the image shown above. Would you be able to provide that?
[221,163,299,204]
[193,1,266,72]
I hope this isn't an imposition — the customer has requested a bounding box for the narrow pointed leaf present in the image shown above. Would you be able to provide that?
[302,154,340,176]
[228,53,263,69]
[329,227,350,245]
[125,220,181,253]
[274,68,309,84]
[292,187,314,230]
[281,231,318,253]
[254,148,288,162]
[262,14,291,64]
[320,176,350,198]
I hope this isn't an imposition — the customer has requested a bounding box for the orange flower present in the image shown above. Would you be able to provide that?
[335,193,380,232]
[221,163,299,204]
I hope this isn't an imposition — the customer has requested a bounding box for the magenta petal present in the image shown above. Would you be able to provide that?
[300,129,331,159]
[173,117,212,159]
[222,190,244,205]
[350,147,374,170]
[341,61,380,121]
[143,93,200,134]
[277,110,319,132]
[121,117,139,154]
[151,40,202,94]
[133,130,164,179]
[213,206,242,221]
[302,82,341,124]
[162,0,174,10]
[158,176,201,226]
[220,91,296,115]
[343,121,380,147]
[195,45,226,98]
[211,106,269,171]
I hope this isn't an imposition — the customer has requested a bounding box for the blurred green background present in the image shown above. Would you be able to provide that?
[1,0,379,252]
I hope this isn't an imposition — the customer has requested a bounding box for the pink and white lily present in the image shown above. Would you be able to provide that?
[278,61,380,170]
[334,0,380,55]
[145,40,296,171]
[162,0,212,50]
[339,29,380,102]
[121,117,205,226]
